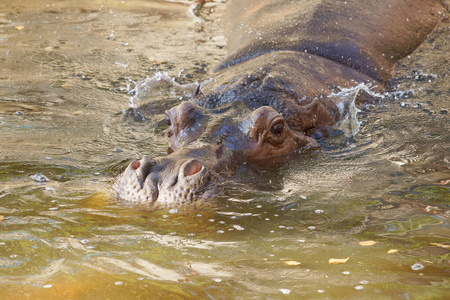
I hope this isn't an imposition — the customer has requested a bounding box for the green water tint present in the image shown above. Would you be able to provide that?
[1,0,449,299]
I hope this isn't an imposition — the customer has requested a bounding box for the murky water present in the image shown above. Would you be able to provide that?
[0,0,449,299]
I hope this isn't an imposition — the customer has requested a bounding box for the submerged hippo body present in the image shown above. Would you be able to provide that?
[114,0,446,206]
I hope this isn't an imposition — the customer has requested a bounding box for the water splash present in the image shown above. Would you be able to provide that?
[127,72,173,110]
[123,72,200,123]
[328,83,382,137]
[126,72,199,117]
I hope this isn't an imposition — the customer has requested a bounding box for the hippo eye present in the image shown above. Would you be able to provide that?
[166,116,171,126]
[270,122,284,136]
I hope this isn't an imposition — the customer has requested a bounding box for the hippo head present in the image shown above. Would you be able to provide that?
[114,100,317,206]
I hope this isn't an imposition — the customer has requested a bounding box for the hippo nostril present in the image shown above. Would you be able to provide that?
[131,161,141,170]
[134,156,156,181]
[183,159,204,177]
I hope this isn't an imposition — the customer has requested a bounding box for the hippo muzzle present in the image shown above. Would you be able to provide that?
[114,155,212,206]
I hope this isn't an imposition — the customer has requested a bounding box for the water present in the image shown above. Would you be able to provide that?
[1,0,449,299]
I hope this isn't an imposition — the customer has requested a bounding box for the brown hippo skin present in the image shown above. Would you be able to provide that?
[114,0,446,206]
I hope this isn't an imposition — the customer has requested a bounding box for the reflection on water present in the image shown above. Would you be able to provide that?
[0,0,448,299]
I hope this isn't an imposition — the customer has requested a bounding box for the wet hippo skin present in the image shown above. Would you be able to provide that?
[114,0,446,206]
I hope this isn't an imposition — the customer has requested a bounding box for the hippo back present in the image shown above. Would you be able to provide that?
[219,0,446,84]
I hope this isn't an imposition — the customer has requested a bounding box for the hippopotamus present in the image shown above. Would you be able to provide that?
[114,0,446,206]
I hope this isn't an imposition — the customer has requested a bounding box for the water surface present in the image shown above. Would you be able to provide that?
[0,0,449,299]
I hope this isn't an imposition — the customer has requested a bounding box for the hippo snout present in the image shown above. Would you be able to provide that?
[114,155,212,206]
